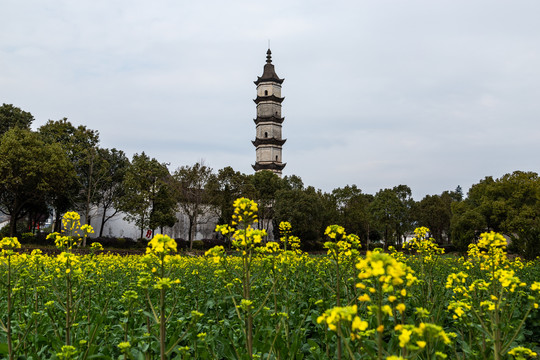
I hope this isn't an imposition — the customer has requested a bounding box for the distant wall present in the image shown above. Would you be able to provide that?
[86,205,220,241]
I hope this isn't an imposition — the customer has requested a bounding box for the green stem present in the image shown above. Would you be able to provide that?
[335,254,342,360]
[7,255,13,360]
[160,256,166,360]
[66,261,72,346]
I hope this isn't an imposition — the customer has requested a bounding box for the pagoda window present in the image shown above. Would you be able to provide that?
[264,90,268,95]
[264,132,268,138]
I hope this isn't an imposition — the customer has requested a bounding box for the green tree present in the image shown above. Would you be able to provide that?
[119,153,175,239]
[0,104,34,136]
[95,148,130,237]
[370,185,413,246]
[331,185,373,244]
[207,166,254,225]
[173,162,215,249]
[413,192,454,243]
[249,170,285,232]
[450,201,486,251]
[451,171,540,258]
[0,128,72,236]
[149,179,178,235]
[275,176,336,242]
[39,118,106,234]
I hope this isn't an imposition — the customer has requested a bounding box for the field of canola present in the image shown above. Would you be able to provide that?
[1,198,539,360]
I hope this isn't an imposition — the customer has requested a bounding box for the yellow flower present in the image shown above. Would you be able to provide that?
[358,294,371,302]
[382,305,393,316]
[396,303,406,314]
[399,328,412,347]
[147,234,177,255]
[117,341,131,351]
[417,340,427,348]
[508,346,538,359]
[352,316,368,332]
[0,237,21,250]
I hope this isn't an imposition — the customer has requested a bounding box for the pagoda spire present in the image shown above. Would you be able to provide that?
[252,49,286,176]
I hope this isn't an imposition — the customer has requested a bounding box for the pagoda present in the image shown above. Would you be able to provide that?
[252,49,286,176]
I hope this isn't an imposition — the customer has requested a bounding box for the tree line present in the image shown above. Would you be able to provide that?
[1,104,539,257]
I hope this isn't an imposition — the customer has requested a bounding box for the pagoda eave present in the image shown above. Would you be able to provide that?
[252,138,287,147]
[254,77,285,85]
[253,116,285,124]
[252,162,286,171]
[253,95,284,104]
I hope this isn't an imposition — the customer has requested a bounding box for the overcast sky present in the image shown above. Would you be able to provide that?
[2,0,539,199]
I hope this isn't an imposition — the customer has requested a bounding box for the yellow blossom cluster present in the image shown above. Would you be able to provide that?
[507,346,538,359]
[447,300,471,319]
[395,322,453,349]
[317,305,368,339]
[146,234,177,256]
[215,224,234,236]
[323,225,361,259]
[0,237,21,253]
[278,221,291,235]
[48,212,94,250]
[256,241,282,255]
[231,226,267,249]
[324,224,346,240]
[357,251,416,289]
[231,197,258,226]
[205,245,225,263]
[215,198,267,252]
[466,231,509,270]
[62,211,81,232]
[403,226,445,261]
[90,242,103,252]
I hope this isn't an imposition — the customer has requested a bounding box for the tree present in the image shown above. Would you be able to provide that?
[173,162,215,249]
[39,119,106,232]
[149,176,178,234]
[275,183,336,242]
[207,166,254,224]
[95,148,130,237]
[370,185,413,246]
[450,201,486,251]
[0,128,72,236]
[119,153,175,239]
[451,171,540,258]
[0,104,34,136]
[331,185,373,243]
[413,193,452,243]
[249,170,285,232]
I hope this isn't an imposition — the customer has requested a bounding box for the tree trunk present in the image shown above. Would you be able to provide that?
[9,216,17,237]
[188,218,194,250]
[54,210,62,233]
[99,207,107,237]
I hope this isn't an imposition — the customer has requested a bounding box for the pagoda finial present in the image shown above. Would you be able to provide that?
[266,49,272,64]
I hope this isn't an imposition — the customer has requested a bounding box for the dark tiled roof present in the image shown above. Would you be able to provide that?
[252,162,286,171]
[253,94,284,104]
[253,115,285,124]
[254,49,284,85]
[252,137,287,147]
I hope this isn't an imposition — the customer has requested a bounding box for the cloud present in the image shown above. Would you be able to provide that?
[2,0,540,200]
